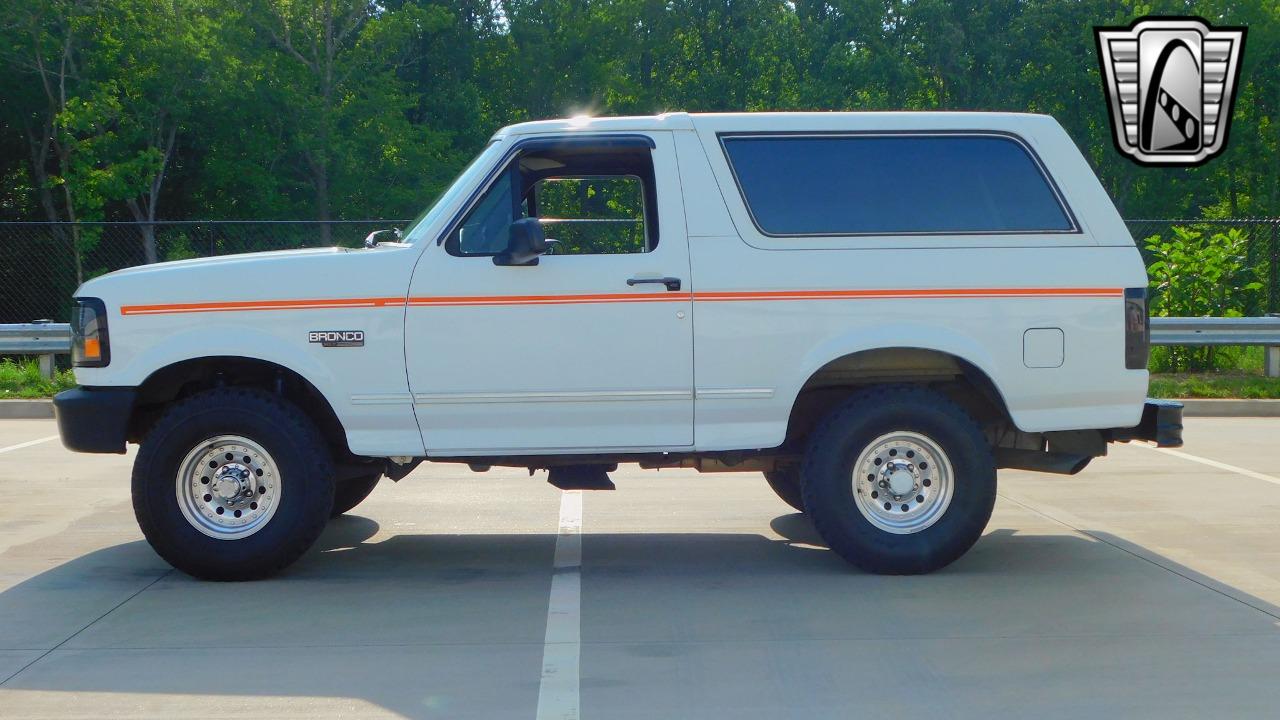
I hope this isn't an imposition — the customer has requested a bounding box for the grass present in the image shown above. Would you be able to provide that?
[0,358,77,399]
[1148,372,1280,399]
[1,357,1276,400]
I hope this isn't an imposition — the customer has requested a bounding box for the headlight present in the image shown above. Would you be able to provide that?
[71,297,110,367]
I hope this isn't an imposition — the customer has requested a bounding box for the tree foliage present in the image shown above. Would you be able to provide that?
[2,0,1278,233]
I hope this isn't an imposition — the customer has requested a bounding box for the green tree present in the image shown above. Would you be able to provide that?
[56,0,215,263]
[2,0,98,282]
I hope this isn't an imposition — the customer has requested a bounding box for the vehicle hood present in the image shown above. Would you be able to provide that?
[73,244,416,312]
[95,247,352,281]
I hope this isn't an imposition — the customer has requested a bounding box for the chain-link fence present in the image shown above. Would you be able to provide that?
[2,218,1278,324]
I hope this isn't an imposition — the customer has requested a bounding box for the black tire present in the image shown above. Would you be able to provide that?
[763,467,806,513]
[331,473,381,517]
[132,387,335,580]
[801,384,995,575]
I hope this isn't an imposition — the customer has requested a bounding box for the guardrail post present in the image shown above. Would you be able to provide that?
[38,353,54,380]
[1269,219,1280,313]
[1267,345,1280,378]
[1271,220,1279,314]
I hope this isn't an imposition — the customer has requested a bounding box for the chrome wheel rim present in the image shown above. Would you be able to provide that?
[176,435,281,540]
[852,431,953,534]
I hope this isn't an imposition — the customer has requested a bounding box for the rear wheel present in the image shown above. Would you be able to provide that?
[801,384,995,574]
[132,388,335,580]
[763,467,805,512]
[331,473,381,517]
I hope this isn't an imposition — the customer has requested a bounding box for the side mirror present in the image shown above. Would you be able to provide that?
[362,228,401,249]
[493,218,548,266]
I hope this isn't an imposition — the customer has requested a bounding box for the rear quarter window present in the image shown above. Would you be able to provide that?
[720,134,1076,236]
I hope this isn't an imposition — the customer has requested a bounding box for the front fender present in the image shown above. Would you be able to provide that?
[81,323,340,397]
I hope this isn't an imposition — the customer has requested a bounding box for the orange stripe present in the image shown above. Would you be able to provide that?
[408,292,690,306]
[694,288,1121,301]
[120,287,1122,315]
[121,296,404,315]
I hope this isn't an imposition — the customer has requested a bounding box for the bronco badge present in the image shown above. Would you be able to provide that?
[1095,16,1246,167]
[308,330,365,348]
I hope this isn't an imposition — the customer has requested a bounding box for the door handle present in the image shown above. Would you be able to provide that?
[627,276,682,292]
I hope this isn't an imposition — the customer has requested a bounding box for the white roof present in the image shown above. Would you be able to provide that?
[494,111,1059,138]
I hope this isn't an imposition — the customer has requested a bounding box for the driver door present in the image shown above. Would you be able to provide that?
[404,131,694,454]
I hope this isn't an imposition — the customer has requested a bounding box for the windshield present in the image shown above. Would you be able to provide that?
[401,139,506,243]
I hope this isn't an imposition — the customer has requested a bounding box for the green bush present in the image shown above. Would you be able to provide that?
[1144,226,1264,372]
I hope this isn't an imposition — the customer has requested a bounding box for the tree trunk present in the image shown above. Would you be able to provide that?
[60,181,83,286]
[141,224,158,264]
[315,162,333,247]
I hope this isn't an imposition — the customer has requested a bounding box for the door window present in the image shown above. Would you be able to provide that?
[534,176,648,255]
[448,142,658,256]
[455,167,516,254]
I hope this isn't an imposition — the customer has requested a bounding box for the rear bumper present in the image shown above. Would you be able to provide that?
[1107,399,1184,448]
[53,386,137,454]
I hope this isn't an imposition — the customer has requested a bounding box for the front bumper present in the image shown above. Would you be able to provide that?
[53,386,137,454]
[1108,399,1184,448]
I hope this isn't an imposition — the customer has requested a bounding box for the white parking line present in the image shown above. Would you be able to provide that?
[536,490,583,720]
[1141,444,1280,487]
[0,435,58,455]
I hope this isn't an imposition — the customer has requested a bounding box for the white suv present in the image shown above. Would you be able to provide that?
[54,112,1182,579]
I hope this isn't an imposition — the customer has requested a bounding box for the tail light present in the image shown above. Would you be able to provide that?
[1124,288,1149,369]
[71,297,110,367]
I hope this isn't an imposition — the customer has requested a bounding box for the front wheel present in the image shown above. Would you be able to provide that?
[801,384,995,575]
[132,388,335,580]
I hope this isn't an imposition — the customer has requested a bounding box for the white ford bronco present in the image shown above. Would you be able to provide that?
[54,112,1182,580]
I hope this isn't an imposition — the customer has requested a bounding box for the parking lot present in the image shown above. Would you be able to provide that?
[0,416,1278,718]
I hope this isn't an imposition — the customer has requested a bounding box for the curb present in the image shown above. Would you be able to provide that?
[0,399,55,419]
[3,397,1279,420]
[1178,398,1280,417]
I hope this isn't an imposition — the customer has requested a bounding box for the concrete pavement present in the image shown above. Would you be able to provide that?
[1,417,1279,718]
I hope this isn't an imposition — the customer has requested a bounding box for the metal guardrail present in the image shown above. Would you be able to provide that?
[0,322,72,378]
[1149,316,1279,377]
[1,317,1278,379]
[1149,316,1280,345]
